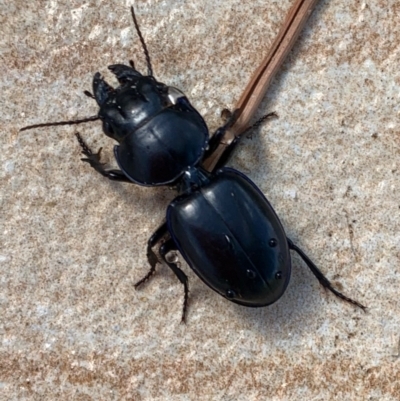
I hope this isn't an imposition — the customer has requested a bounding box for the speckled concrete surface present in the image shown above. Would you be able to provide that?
[1,0,399,400]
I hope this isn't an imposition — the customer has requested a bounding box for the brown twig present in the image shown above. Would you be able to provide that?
[202,0,320,171]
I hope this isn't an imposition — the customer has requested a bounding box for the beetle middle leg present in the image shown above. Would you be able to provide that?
[134,222,169,288]
[159,238,189,323]
[135,225,189,322]
[287,238,366,311]
[75,133,131,182]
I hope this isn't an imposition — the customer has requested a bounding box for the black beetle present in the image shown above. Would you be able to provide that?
[21,7,365,321]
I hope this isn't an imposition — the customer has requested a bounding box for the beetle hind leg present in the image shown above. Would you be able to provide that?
[287,238,366,311]
[159,239,189,323]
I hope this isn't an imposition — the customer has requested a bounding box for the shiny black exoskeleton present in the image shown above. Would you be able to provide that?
[93,65,208,186]
[21,7,365,321]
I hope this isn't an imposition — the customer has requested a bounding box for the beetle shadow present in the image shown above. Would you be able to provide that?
[101,171,177,221]
[217,0,337,336]
[225,245,345,339]
[224,119,272,181]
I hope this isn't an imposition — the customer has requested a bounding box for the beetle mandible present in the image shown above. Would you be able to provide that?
[21,7,365,322]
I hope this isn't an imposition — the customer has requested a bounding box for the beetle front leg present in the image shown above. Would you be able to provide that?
[202,109,239,163]
[75,133,132,182]
[287,238,366,311]
[203,112,277,172]
[159,238,189,323]
[134,222,169,288]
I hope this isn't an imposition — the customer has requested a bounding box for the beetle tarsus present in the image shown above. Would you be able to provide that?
[76,132,105,170]
[135,223,168,288]
[243,112,278,139]
[75,132,96,156]
[134,255,157,288]
[287,238,366,311]
[75,133,131,182]
[160,239,189,323]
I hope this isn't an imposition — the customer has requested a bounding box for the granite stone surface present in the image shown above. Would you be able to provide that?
[1,0,399,400]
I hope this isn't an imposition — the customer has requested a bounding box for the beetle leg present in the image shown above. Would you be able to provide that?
[134,222,169,288]
[203,109,240,162]
[210,136,241,173]
[204,112,277,173]
[287,238,366,311]
[75,133,132,182]
[159,239,189,323]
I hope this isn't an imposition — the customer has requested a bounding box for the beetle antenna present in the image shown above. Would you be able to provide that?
[130,6,154,77]
[20,115,100,132]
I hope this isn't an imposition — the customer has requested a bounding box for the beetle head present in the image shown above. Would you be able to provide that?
[93,64,187,143]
